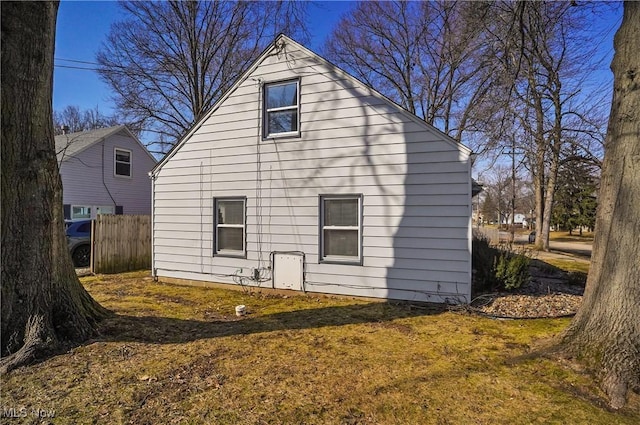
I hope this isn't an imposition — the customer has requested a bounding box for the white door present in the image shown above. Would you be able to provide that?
[273,253,304,290]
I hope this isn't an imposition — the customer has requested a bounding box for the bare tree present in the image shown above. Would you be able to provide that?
[324,0,499,153]
[480,166,514,226]
[53,105,120,134]
[557,2,639,409]
[486,1,608,251]
[97,0,309,151]
[479,164,530,228]
[1,1,108,373]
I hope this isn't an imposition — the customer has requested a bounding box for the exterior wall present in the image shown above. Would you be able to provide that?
[153,42,472,303]
[59,131,156,216]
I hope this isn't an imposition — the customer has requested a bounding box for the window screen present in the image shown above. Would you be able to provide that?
[321,196,362,262]
[264,80,299,137]
[215,198,246,255]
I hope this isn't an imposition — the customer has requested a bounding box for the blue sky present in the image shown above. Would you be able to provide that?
[53,1,622,125]
[53,0,355,115]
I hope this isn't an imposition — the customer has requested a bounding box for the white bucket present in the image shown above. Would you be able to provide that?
[235,305,246,316]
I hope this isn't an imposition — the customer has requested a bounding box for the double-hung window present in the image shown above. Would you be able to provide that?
[320,195,363,264]
[114,148,131,177]
[264,79,299,138]
[214,197,246,257]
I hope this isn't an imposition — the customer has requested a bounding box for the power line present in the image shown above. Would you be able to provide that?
[55,57,101,66]
[54,64,101,71]
[55,57,131,74]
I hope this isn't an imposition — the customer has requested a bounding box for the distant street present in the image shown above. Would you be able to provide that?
[546,240,592,258]
[475,227,593,259]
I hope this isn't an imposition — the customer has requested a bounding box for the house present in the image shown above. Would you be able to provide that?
[502,213,526,227]
[55,125,156,219]
[150,35,473,303]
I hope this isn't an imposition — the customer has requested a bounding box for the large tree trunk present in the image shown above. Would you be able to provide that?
[557,2,640,409]
[530,69,548,251]
[1,1,108,373]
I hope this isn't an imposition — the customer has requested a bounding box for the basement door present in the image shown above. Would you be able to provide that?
[273,252,304,291]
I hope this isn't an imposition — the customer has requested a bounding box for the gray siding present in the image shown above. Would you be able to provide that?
[60,131,156,215]
[152,41,472,303]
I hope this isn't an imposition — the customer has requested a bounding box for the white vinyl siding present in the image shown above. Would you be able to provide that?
[152,38,472,303]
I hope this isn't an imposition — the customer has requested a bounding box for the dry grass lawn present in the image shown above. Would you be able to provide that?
[540,257,591,275]
[2,271,638,424]
[548,231,595,243]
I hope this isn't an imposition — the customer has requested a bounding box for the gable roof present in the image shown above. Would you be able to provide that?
[55,125,156,163]
[152,34,472,175]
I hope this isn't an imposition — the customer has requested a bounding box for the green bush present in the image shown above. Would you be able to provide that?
[472,234,531,294]
[494,251,530,290]
[472,235,500,294]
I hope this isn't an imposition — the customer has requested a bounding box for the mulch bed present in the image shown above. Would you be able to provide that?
[469,265,584,319]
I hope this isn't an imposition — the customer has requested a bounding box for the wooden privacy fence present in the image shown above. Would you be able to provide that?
[91,215,151,274]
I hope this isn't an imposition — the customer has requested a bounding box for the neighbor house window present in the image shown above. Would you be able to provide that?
[264,79,299,138]
[95,205,115,215]
[71,205,91,219]
[114,148,131,177]
[320,195,362,264]
[214,197,246,257]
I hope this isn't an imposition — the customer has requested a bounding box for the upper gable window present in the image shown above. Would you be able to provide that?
[114,148,131,177]
[264,79,299,138]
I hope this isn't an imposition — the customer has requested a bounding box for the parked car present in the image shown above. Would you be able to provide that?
[65,220,92,267]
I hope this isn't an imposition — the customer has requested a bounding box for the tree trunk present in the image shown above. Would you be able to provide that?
[1,1,109,373]
[557,2,640,409]
[532,113,546,250]
[540,137,561,252]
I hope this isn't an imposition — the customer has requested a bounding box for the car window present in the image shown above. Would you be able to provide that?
[77,222,91,233]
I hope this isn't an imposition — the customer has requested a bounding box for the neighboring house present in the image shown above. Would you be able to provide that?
[502,213,526,226]
[150,35,473,303]
[56,125,156,220]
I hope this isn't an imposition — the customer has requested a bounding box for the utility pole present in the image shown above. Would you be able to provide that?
[502,138,517,244]
[511,137,516,244]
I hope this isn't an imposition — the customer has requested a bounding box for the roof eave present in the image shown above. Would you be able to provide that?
[151,36,286,176]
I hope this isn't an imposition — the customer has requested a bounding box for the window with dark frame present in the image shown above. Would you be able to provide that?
[214,198,246,256]
[264,79,299,137]
[114,148,131,177]
[320,195,362,263]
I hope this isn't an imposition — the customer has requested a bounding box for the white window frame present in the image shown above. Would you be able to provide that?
[214,197,246,258]
[114,148,132,178]
[71,205,92,220]
[319,194,363,265]
[263,79,300,139]
[95,205,115,216]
